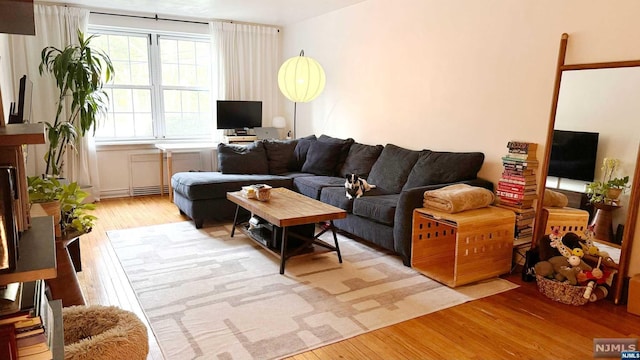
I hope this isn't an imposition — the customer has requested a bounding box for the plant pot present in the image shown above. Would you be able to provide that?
[39,200,62,238]
[606,188,622,201]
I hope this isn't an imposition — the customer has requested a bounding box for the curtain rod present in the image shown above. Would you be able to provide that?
[91,11,208,25]
[90,10,280,30]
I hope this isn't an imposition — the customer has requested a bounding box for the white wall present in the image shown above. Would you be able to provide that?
[281,0,640,275]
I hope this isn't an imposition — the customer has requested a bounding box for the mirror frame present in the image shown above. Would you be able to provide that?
[535,33,640,305]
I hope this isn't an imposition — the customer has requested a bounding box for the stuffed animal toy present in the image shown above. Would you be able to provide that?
[536,255,592,285]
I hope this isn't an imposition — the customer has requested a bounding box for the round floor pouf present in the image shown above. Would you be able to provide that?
[62,305,149,360]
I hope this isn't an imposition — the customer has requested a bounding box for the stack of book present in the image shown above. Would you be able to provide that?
[496,141,539,249]
[0,280,52,360]
[0,311,52,360]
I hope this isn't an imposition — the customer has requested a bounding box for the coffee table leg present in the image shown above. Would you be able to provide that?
[280,227,288,274]
[330,220,342,263]
[231,205,240,237]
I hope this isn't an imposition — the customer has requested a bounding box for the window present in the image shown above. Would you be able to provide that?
[89,28,213,142]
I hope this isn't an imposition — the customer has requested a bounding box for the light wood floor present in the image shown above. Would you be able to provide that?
[76,195,639,360]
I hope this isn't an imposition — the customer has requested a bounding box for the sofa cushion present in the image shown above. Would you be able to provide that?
[218,142,269,174]
[320,186,354,213]
[171,172,292,200]
[367,144,420,193]
[301,141,344,176]
[318,134,355,174]
[263,139,298,175]
[293,175,345,200]
[352,194,400,226]
[291,135,317,171]
[403,151,485,190]
[339,142,384,178]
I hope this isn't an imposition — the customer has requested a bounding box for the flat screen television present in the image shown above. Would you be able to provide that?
[216,100,262,130]
[548,129,599,182]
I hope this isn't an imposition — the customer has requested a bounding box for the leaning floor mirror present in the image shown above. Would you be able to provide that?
[535,33,640,305]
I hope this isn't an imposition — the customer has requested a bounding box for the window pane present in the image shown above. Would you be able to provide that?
[162,64,179,86]
[160,37,211,88]
[112,89,133,112]
[163,90,181,112]
[180,64,197,86]
[130,62,149,86]
[160,39,178,64]
[163,89,212,137]
[177,40,196,64]
[114,113,135,137]
[92,33,150,86]
[134,113,153,137]
[133,89,151,112]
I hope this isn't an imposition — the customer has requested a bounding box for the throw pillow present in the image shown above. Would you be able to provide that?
[318,134,355,174]
[403,151,485,189]
[263,139,298,175]
[301,140,344,176]
[217,142,269,174]
[339,142,384,178]
[367,144,420,193]
[291,135,317,171]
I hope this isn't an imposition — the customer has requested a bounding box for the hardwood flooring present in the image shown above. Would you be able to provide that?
[76,195,639,360]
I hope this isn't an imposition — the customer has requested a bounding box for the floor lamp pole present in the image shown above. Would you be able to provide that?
[293,102,297,139]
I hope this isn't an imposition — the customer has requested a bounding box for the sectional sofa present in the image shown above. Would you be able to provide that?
[171,134,492,265]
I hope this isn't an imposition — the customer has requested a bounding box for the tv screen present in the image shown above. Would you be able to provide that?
[548,129,599,182]
[216,100,262,130]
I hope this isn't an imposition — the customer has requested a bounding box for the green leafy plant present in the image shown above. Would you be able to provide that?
[27,176,63,203]
[59,182,97,235]
[607,176,630,190]
[585,181,609,204]
[27,176,97,236]
[39,29,114,177]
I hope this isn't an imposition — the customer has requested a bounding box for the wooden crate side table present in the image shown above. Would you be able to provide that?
[543,207,589,235]
[411,206,515,287]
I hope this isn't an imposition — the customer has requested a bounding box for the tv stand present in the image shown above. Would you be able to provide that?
[224,135,257,144]
[234,128,248,136]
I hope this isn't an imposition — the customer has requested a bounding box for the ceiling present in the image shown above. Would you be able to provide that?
[37,0,366,26]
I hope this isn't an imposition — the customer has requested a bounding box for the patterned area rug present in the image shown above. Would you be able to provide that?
[108,221,517,360]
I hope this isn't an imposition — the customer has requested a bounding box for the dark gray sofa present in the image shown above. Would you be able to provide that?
[171,134,492,265]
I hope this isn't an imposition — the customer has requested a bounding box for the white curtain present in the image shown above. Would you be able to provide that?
[210,21,281,136]
[9,5,100,200]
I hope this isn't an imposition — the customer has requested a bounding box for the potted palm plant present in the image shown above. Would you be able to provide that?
[39,29,114,178]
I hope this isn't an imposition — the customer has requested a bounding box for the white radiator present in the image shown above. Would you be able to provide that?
[129,152,204,196]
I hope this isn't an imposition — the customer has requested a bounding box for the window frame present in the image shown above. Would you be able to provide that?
[88,26,213,144]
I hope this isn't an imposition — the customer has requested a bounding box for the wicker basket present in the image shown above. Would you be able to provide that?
[535,275,589,306]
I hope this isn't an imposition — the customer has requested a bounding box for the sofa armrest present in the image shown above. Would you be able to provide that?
[393,178,494,266]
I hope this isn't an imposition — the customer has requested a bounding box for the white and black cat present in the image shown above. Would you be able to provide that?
[345,174,376,199]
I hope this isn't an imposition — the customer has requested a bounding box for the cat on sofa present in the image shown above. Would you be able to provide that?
[345,174,376,199]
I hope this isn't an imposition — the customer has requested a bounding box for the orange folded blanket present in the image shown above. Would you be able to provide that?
[423,184,495,213]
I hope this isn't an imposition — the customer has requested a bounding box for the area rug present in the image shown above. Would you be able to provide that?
[108,221,518,360]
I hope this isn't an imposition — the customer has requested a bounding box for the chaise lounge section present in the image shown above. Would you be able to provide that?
[171,135,492,265]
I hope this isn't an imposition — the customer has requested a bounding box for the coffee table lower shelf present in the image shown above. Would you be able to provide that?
[232,220,342,274]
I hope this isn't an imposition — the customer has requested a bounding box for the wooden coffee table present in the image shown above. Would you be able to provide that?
[227,187,347,274]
